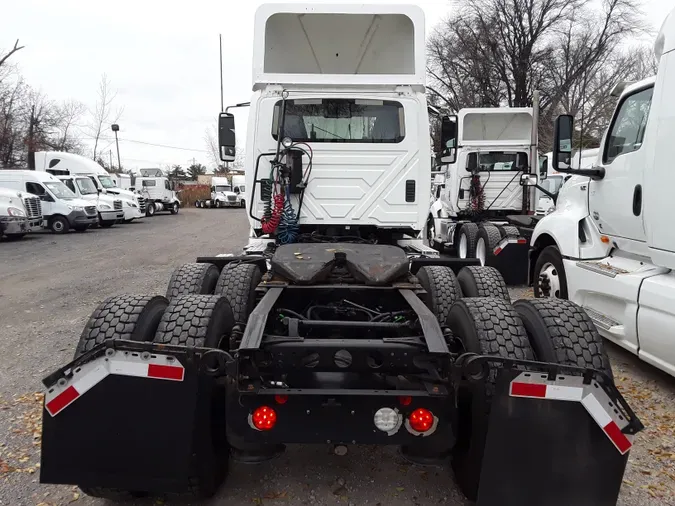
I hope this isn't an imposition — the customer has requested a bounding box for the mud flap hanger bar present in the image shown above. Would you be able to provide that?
[453,352,643,437]
[42,339,235,391]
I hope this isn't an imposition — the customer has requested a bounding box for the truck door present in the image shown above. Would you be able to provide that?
[590,85,653,241]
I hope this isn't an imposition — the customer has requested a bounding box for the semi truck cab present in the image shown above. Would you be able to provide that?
[530,8,675,377]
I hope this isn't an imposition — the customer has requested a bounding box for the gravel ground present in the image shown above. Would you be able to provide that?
[0,208,673,506]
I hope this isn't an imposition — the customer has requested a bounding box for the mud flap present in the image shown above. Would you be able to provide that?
[485,237,529,285]
[40,348,200,494]
[477,370,636,506]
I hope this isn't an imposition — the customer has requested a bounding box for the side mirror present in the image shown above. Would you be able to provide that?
[553,115,573,171]
[467,152,478,172]
[40,194,54,202]
[439,115,458,165]
[520,174,538,186]
[219,112,236,162]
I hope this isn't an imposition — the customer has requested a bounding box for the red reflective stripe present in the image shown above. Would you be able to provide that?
[511,382,546,398]
[494,247,503,255]
[603,420,632,454]
[45,385,79,415]
[517,239,527,244]
[147,364,184,381]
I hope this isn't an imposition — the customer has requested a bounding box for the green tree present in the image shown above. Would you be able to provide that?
[187,163,207,180]
[170,164,186,179]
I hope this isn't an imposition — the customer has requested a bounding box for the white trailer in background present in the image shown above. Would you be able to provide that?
[529,8,675,377]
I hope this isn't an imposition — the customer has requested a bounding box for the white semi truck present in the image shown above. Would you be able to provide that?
[195,176,244,208]
[427,107,540,284]
[39,5,642,505]
[33,151,146,221]
[135,168,181,216]
[529,8,675,377]
[0,187,43,239]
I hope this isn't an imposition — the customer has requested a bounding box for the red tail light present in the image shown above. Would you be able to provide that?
[274,394,288,404]
[399,396,412,406]
[408,408,434,433]
[252,406,277,431]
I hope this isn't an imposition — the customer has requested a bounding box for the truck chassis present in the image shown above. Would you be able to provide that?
[39,243,642,506]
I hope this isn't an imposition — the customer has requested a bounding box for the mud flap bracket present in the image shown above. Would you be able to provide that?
[476,369,637,506]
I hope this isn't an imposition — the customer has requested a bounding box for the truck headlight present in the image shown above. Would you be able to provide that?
[7,207,26,217]
[125,201,137,208]
[99,204,112,210]
[70,206,84,211]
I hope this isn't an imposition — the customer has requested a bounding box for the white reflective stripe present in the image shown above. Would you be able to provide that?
[545,385,584,401]
[108,359,150,378]
[71,363,109,395]
[494,238,510,253]
[581,393,613,428]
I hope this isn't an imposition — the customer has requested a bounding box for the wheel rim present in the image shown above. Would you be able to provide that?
[53,220,64,232]
[173,203,178,212]
[538,262,562,298]
[476,237,486,266]
[458,234,468,258]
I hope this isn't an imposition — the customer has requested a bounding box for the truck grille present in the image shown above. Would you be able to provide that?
[23,196,42,219]
[137,196,146,213]
[227,195,237,202]
[114,200,123,211]
[85,206,97,216]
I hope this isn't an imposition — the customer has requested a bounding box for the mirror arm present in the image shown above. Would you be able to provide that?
[554,166,605,180]
[534,184,557,203]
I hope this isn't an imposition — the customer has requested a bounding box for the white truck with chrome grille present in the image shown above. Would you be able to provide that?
[0,187,43,239]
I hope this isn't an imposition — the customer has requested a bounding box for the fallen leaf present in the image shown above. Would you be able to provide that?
[396,487,405,492]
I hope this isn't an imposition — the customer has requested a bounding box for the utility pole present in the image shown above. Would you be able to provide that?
[109,150,113,170]
[219,34,224,112]
[111,124,121,171]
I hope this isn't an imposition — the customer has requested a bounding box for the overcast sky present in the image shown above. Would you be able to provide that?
[4,0,672,172]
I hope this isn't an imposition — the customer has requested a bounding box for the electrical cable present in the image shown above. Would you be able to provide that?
[277,184,299,244]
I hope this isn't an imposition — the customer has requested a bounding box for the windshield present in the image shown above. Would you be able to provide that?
[215,185,232,193]
[98,175,115,188]
[540,175,564,195]
[76,177,98,195]
[44,182,76,200]
[272,99,405,143]
[469,151,528,171]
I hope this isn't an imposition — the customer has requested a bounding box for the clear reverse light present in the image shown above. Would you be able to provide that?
[373,407,399,432]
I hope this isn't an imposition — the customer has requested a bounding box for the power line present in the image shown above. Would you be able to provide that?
[74,135,209,153]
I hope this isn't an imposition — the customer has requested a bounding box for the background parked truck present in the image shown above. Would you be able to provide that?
[0,170,98,233]
[427,107,540,284]
[0,187,43,239]
[529,7,675,377]
[33,151,146,221]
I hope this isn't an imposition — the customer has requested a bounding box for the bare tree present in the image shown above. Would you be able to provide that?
[0,39,24,75]
[427,0,647,151]
[54,99,86,152]
[87,74,123,160]
[23,89,59,157]
[204,126,221,168]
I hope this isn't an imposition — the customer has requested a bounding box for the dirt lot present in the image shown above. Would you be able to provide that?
[0,208,673,506]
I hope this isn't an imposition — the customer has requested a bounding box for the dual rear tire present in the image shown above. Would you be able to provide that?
[416,265,613,500]
[74,262,263,501]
